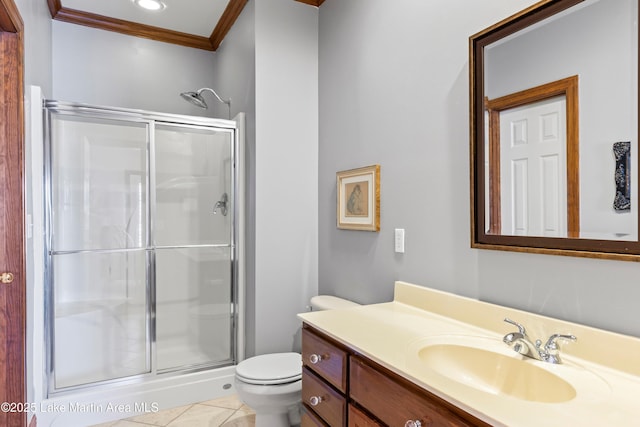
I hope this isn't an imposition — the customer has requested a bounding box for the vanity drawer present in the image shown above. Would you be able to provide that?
[350,356,486,427]
[301,404,329,427]
[302,367,347,427]
[302,327,348,392]
[348,404,383,427]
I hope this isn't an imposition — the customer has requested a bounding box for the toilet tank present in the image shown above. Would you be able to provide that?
[310,295,360,311]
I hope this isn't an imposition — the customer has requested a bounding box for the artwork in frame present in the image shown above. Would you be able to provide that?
[336,165,380,231]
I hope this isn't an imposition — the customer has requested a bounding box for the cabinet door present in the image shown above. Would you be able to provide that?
[348,405,383,427]
[350,356,486,427]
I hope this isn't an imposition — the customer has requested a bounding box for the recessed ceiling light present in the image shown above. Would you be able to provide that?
[133,0,166,11]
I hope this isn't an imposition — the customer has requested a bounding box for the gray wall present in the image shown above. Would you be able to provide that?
[317,0,640,338]
[15,0,53,94]
[20,0,640,365]
[208,0,320,356]
[253,0,319,355]
[210,0,258,358]
[51,21,218,115]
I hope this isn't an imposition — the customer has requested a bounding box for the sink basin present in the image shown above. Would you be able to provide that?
[407,335,610,404]
[418,342,574,402]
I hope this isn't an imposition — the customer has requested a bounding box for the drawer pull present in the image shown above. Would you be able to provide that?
[309,353,325,364]
[404,420,422,427]
[308,395,324,406]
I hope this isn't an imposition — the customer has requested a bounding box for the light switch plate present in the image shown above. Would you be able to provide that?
[395,228,405,253]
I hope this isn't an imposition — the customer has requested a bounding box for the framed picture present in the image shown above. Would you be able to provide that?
[337,165,380,231]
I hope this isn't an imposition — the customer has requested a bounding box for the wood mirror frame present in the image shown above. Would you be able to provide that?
[469,0,640,261]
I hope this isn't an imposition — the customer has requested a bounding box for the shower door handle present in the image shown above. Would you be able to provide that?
[1,272,14,284]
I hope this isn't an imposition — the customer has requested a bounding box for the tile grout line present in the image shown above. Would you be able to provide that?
[160,403,195,427]
[219,408,238,426]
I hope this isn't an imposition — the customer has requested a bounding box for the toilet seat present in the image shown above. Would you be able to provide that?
[236,352,302,385]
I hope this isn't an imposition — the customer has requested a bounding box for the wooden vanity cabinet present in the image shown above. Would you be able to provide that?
[302,323,491,427]
[302,326,349,426]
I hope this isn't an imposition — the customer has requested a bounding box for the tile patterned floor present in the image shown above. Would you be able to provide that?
[90,395,255,427]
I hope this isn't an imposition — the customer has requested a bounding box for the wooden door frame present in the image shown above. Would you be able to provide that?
[0,0,26,426]
[485,75,580,238]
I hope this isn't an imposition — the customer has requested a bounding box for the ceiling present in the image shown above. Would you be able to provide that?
[48,0,324,51]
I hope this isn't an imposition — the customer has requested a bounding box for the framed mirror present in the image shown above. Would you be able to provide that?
[470,0,640,260]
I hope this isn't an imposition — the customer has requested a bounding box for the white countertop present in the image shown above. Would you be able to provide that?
[298,281,640,427]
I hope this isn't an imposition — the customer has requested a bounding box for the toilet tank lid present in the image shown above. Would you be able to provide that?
[310,295,360,311]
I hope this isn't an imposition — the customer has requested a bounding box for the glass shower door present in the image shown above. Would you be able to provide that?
[48,113,150,390]
[45,102,239,395]
[154,124,234,372]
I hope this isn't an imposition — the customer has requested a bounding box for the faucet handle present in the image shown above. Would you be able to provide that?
[504,318,527,335]
[544,334,577,351]
[539,334,576,364]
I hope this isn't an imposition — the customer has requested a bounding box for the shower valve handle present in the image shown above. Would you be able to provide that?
[213,193,228,216]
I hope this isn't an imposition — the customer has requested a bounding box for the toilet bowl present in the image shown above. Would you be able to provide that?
[235,352,302,427]
[234,295,359,427]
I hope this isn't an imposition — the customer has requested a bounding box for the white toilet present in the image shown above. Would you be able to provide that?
[234,295,359,427]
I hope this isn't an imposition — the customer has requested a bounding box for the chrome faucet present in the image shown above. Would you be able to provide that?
[502,318,576,364]
[502,318,540,359]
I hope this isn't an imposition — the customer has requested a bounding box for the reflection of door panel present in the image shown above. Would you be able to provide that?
[500,96,566,236]
[486,75,580,238]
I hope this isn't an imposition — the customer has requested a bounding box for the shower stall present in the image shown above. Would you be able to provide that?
[35,98,243,423]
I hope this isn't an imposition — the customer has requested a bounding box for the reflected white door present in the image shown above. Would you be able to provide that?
[500,96,567,236]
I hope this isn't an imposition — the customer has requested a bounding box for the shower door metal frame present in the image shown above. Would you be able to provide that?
[43,100,241,396]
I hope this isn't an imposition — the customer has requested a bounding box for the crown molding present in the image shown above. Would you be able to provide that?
[47,0,248,51]
[1,0,23,32]
[294,0,325,6]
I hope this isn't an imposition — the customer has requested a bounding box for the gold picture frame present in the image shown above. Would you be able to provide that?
[337,165,380,231]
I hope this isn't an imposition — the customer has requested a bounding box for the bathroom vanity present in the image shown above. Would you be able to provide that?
[298,282,640,427]
[301,325,488,426]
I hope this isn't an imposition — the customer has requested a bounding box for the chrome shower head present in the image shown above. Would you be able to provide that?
[180,88,231,119]
[180,91,208,109]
